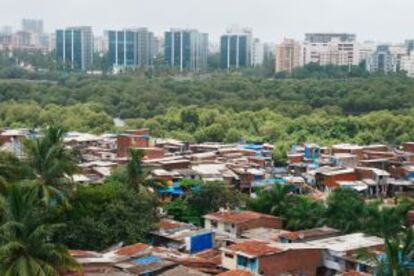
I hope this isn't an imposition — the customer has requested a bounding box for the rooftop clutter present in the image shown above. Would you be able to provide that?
[2,127,413,275]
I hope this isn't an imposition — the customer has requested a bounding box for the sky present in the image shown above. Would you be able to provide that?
[1,0,413,44]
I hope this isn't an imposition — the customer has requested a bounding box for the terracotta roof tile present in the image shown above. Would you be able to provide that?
[159,219,184,230]
[195,249,222,265]
[69,249,100,258]
[204,211,279,224]
[115,243,150,256]
[217,269,253,276]
[226,240,282,257]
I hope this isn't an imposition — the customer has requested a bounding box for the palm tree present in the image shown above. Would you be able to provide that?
[283,195,326,230]
[325,188,365,233]
[0,185,80,275]
[374,227,414,276]
[0,151,31,194]
[24,125,78,206]
[126,148,145,192]
[248,184,293,216]
[364,202,410,238]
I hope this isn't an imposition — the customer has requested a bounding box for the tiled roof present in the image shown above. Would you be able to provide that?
[159,219,186,230]
[69,249,100,258]
[217,269,253,276]
[226,240,282,257]
[115,243,150,256]
[196,248,221,260]
[204,210,278,224]
[159,265,209,276]
[279,227,340,241]
[195,249,222,265]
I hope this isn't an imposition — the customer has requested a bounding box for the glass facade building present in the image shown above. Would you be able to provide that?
[56,26,93,71]
[107,28,154,69]
[164,29,208,72]
[220,33,251,69]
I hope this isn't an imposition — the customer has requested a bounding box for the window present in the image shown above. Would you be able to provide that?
[237,255,249,267]
[333,256,342,263]
[225,253,234,259]
[357,263,369,272]
[211,221,218,228]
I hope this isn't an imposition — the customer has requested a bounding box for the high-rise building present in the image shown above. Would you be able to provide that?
[164,29,208,72]
[366,45,396,74]
[136,28,154,67]
[357,41,377,64]
[15,19,48,50]
[401,55,414,78]
[13,31,32,49]
[0,26,12,35]
[22,19,43,34]
[152,36,163,56]
[275,38,302,73]
[48,32,56,52]
[303,33,358,66]
[251,38,264,67]
[94,35,108,54]
[56,27,94,70]
[220,27,252,69]
[305,33,356,43]
[107,28,154,69]
[405,40,414,54]
[263,42,276,65]
[0,33,13,51]
[390,45,409,71]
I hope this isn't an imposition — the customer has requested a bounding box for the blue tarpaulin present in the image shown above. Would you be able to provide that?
[189,232,213,254]
[159,187,184,196]
[242,144,263,151]
[133,255,160,265]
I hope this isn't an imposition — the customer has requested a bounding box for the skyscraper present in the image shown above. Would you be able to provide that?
[136,28,154,67]
[107,28,154,69]
[0,26,12,36]
[22,19,43,34]
[275,39,302,73]
[251,38,264,67]
[405,40,414,54]
[56,27,94,71]
[20,19,48,50]
[164,29,208,72]
[220,27,252,69]
[401,55,414,78]
[366,45,396,74]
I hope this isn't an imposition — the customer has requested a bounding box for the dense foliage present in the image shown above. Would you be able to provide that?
[248,186,414,236]
[164,181,245,225]
[0,126,159,259]
[1,74,414,117]
[56,181,157,251]
[1,74,414,149]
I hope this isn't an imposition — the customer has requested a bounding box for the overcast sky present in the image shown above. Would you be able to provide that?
[1,0,413,43]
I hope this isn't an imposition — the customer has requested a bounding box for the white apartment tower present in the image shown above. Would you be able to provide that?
[303,33,359,66]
